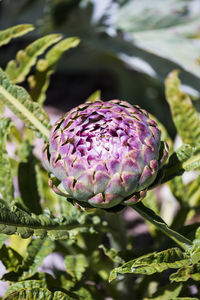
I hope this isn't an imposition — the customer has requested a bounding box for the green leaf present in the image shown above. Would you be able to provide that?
[170,263,200,282]
[0,68,50,139]
[0,24,34,47]
[44,37,80,67]
[115,0,200,79]
[3,280,47,298]
[0,199,94,239]
[5,34,62,83]
[29,37,80,104]
[0,244,23,272]
[18,141,42,214]
[3,288,53,300]
[65,254,88,281]
[109,247,189,282]
[165,71,200,146]
[99,244,125,264]
[162,144,200,183]
[0,118,14,202]
[145,282,182,300]
[186,175,200,207]
[4,237,54,281]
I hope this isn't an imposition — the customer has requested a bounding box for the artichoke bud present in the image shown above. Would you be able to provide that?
[43,100,168,210]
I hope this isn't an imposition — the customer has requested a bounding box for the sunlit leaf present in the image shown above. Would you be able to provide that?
[165,71,200,146]
[0,24,34,47]
[0,68,50,139]
[5,34,61,83]
[109,248,190,282]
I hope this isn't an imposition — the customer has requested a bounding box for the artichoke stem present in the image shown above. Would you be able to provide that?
[130,202,193,252]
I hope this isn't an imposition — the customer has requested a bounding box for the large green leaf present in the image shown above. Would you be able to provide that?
[109,248,190,282]
[115,1,200,79]
[165,71,200,146]
[3,280,47,299]
[0,118,14,202]
[0,199,94,239]
[3,288,53,300]
[0,24,34,47]
[0,68,50,139]
[5,34,61,83]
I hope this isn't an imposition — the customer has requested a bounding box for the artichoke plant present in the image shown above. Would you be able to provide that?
[43,100,168,210]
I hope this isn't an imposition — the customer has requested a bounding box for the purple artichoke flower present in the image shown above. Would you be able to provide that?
[43,100,168,209]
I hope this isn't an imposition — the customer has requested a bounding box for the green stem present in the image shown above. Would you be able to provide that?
[130,202,193,252]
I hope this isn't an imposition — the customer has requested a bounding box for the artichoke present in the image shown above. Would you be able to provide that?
[43,99,168,210]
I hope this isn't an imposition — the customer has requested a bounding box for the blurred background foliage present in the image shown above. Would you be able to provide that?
[0,0,200,136]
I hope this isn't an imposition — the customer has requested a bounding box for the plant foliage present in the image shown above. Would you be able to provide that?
[0,17,200,299]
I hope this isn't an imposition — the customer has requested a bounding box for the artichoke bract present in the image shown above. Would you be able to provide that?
[43,100,168,209]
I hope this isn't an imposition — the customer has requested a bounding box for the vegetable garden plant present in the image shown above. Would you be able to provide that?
[0,24,200,299]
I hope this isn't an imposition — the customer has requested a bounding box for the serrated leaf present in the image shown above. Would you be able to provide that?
[29,37,80,104]
[165,71,200,146]
[162,144,200,183]
[5,34,61,83]
[3,288,53,300]
[170,263,200,282]
[0,68,50,139]
[0,118,14,202]
[0,244,23,272]
[65,254,88,281]
[0,199,94,239]
[18,141,42,214]
[0,24,34,47]
[3,280,47,299]
[109,248,190,282]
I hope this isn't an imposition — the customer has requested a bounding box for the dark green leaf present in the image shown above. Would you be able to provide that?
[0,244,23,272]
[18,141,42,214]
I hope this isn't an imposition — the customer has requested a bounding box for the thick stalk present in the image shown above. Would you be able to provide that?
[130,202,193,252]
